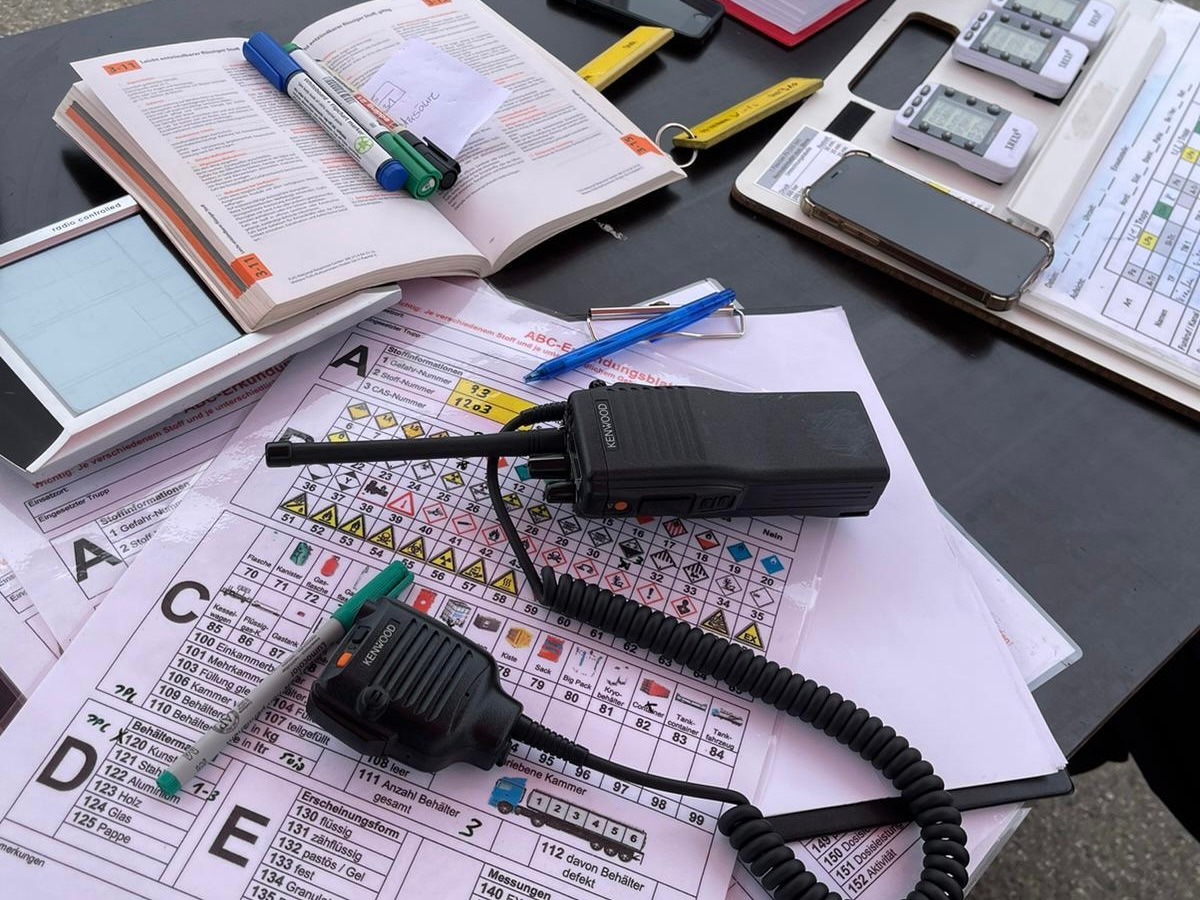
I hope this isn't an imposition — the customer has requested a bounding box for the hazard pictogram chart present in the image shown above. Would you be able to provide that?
[229,284,829,813]
[0,281,830,900]
[259,395,805,657]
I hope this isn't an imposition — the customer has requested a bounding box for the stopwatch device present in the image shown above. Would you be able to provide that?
[890,82,1039,183]
[953,7,1089,99]
[990,0,1115,49]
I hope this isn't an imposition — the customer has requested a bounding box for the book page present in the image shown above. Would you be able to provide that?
[294,0,684,268]
[67,40,481,321]
[0,280,829,900]
[1033,2,1200,385]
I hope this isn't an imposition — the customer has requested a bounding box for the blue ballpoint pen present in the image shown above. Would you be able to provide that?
[523,289,736,383]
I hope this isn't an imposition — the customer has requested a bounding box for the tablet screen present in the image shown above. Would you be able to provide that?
[0,215,239,414]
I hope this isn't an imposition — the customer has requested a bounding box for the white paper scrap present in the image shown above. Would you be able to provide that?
[362,38,509,156]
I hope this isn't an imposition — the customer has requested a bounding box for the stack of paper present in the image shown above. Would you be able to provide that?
[634,284,1076,899]
[0,278,1077,900]
[720,0,870,46]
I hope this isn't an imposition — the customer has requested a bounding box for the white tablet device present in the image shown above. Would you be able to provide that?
[953,8,1088,99]
[0,197,398,476]
[990,0,1115,50]
[891,82,1039,183]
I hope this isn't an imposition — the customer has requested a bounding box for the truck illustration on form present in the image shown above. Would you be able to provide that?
[487,777,646,863]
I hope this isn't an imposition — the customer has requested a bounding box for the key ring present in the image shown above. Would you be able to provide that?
[655,122,699,169]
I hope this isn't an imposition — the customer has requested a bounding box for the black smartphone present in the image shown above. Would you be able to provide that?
[561,0,724,41]
[801,152,1053,311]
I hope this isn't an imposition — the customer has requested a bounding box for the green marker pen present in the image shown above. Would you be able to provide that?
[282,43,440,199]
[157,561,414,796]
[387,132,444,198]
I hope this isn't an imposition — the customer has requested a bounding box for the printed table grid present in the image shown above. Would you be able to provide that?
[1102,106,1200,355]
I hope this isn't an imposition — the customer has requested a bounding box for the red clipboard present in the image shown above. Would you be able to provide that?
[719,0,872,46]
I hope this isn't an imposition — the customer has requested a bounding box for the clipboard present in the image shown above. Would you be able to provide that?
[732,0,1200,420]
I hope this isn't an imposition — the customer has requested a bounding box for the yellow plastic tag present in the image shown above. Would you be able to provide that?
[577,26,674,91]
[674,77,824,150]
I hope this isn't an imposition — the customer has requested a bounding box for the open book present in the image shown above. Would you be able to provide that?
[55,0,684,330]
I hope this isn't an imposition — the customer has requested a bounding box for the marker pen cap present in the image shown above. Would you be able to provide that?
[409,173,439,200]
[376,159,410,192]
[243,32,302,92]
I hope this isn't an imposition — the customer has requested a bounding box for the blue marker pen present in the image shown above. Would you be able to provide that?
[243,32,408,192]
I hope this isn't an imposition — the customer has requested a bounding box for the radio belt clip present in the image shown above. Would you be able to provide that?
[586,297,746,341]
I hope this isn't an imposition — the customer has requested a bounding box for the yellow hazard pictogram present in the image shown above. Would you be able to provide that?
[490,570,518,594]
[327,430,349,443]
[402,422,425,439]
[368,526,395,550]
[398,536,426,560]
[460,559,488,583]
[280,494,308,516]
[347,402,370,420]
[735,623,764,649]
[339,514,366,538]
[310,504,339,527]
[701,610,730,636]
[375,411,398,429]
[430,547,457,571]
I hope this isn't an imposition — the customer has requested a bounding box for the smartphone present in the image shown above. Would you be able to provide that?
[801,152,1053,311]
[561,0,724,41]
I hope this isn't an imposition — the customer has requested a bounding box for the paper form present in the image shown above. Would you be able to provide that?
[754,126,993,211]
[0,560,59,721]
[728,803,1027,900]
[941,514,1081,691]
[630,304,1064,898]
[727,507,1074,900]
[0,279,829,900]
[1036,2,1200,382]
[0,367,284,645]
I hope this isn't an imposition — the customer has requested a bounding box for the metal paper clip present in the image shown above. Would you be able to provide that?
[587,299,746,341]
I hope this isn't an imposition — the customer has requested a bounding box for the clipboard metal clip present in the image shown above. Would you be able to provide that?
[587,299,746,341]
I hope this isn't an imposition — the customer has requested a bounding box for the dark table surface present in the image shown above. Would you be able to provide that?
[1,0,1196,759]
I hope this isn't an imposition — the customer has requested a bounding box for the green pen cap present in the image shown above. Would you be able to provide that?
[388,134,441,199]
[157,771,181,797]
[379,130,432,190]
[332,561,413,630]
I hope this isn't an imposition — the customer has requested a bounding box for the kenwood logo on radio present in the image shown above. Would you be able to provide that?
[364,622,398,667]
[595,401,618,450]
